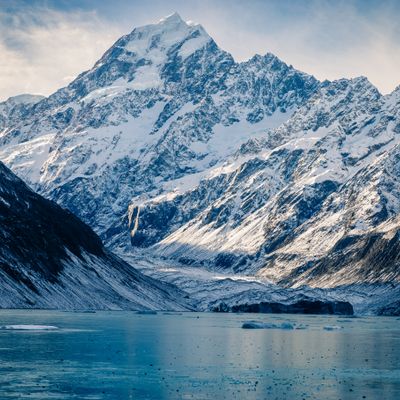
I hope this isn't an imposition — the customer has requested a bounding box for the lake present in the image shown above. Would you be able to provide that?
[0,310,399,399]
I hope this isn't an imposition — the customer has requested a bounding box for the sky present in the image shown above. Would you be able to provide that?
[0,0,399,101]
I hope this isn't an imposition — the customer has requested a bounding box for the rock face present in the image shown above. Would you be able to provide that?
[378,301,400,316]
[0,162,192,311]
[213,300,354,315]
[0,13,399,313]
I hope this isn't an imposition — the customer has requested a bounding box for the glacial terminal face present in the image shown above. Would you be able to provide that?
[212,300,354,315]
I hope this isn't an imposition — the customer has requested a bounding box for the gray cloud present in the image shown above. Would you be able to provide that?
[0,7,122,100]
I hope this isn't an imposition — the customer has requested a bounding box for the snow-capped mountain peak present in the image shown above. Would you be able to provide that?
[73,12,213,95]
[108,12,210,62]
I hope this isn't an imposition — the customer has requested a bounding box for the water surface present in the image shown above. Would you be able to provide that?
[0,310,399,399]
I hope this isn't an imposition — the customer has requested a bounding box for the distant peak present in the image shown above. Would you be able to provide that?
[319,76,381,100]
[243,53,295,73]
[2,93,45,106]
[247,52,285,65]
[351,76,371,84]
[392,84,400,95]
[349,76,380,94]
[264,52,280,61]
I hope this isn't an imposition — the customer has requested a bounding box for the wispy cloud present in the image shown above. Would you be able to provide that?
[0,6,122,100]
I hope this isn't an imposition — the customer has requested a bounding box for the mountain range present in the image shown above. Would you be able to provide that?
[0,13,399,314]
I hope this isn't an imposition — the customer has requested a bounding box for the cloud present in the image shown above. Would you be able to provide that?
[0,6,123,100]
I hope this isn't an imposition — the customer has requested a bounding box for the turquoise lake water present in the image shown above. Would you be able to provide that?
[0,310,399,399]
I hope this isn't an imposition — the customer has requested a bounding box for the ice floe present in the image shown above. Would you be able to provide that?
[323,325,343,331]
[242,321,300,330]
[0,325,59,331]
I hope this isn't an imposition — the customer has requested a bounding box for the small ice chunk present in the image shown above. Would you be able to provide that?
[323,325,343,331]
[242,321,295,330]
[242,321,270,329]
[0,325,59,331]
[280,322,295,330]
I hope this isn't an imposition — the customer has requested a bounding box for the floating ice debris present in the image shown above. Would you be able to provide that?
[242,321,266,329]
[280,322,295,330]
[0,325,59,331]
[136,310,158,315]
[323,325,343,331]
[242,321,295,330]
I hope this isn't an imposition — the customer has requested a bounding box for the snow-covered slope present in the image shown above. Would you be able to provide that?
[0,162,192,311]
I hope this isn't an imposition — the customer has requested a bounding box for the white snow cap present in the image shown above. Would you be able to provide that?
[158,12,185,24]
[119,12,212,90]
[128,11,210,49]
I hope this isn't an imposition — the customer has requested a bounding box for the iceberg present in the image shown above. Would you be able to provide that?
[323,325,343,331]
[242,321,295,330]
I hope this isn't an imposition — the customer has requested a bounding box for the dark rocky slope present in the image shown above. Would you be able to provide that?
[0,162,192,311]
